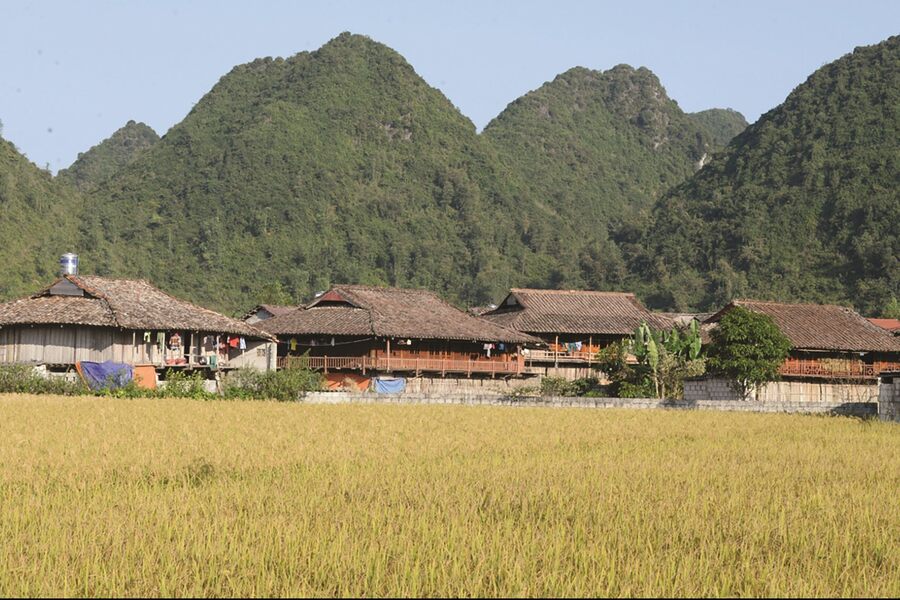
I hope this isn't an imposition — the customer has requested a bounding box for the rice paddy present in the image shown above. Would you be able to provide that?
[0,393,898,597]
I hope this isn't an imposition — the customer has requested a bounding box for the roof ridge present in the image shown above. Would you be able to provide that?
[333,283,442,296]
[733,298,858,311]
[511,288,636,296]
[65,275,123,328]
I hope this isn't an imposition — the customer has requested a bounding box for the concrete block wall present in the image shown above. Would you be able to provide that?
[299,391,876,417]
[683,378,743,401]
[402,375,538,395]
[684,378,879,404]
[879,377,900,422]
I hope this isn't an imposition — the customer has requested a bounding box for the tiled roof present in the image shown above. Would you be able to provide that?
[241,304,299,320]
[0,295,115,328]
[652,312,712,329]
[706,300,900,353]
[259,306,373,337]
[0,275,273,339]
[260,285,538,343]
[480,288,655,335]
[868,318,900,333]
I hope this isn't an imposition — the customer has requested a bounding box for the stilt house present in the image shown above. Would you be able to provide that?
[258,284,538,384]
[705,300,900,380]
[479,288,658,379]
[0,274,276,373]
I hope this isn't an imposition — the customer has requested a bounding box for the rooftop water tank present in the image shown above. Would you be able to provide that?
[60,253,78,276]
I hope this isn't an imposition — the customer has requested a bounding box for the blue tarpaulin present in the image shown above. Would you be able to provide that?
[373,377,406,394]
[78,361,133,391]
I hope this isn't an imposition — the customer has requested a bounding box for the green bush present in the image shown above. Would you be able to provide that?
[0,362,320,402]
[539,376,604,397]
[539,376,574,397]
[222,366,323,402]
[0,365,88,396]
[158,369,212,400]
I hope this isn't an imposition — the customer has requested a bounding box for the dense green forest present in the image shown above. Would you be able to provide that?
[57,121,159,192]
[70,33,554,311]
[0,138,81,298]
[481,65,720,291]
[633,35,899,316]
[483,64,716,227]
[0,32,896,317]
[688,109,749,148]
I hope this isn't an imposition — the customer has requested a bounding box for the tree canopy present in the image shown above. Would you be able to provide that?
[706,306,792,399]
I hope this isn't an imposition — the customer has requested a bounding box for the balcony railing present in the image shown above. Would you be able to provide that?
[779,359,900,380]
[278,355,523,376]
[525,349,598,363]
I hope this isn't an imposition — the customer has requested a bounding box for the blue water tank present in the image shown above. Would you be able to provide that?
[60,253,78,275]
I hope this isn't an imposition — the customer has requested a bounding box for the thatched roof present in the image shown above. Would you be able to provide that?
[480,288,656,336]
[259,285,538,343]
[0,275,273,339]
[706,300,900,353]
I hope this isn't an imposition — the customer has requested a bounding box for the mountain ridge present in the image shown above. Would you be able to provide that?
[0,31,894,318]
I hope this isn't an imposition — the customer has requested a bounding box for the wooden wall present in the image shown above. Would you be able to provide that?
[282,336,518,363]
[0,326,134,365]
[0,325,275,371]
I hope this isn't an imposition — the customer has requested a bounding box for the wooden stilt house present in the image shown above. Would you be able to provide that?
[259,285,539,381]
[0,275,277,374]
[479,288,658,379]
[705,300,900,380]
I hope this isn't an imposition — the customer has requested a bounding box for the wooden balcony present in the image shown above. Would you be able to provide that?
[523,348,636,366]
[525,349,598,364]
[779,359,900,380]
[278,355,523,376]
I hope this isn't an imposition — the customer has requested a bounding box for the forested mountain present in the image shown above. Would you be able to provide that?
[0,137,81,297]
[483,65,714,227]
[77,33,559,312]
[634,35,900,315]
[3,32,895,317]
[688,108,748,147]
[57,121,159,191]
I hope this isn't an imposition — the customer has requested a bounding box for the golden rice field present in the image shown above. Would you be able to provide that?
[0,394,898,597]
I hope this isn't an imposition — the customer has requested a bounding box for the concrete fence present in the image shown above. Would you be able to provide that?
[299,390,877,417]
[879,373,900,422]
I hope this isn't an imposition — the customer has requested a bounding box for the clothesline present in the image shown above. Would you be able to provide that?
[140,332,249,352]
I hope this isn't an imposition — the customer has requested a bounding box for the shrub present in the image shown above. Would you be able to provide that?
[158,369,213,400]
[222,366,323,401]
[539,376,603,397]
[539,376,575,397]
[0,365,87,396]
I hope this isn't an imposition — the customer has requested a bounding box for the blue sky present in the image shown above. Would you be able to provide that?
[2,0,898,171]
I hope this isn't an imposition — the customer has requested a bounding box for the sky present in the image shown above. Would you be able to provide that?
[2,0,899,172]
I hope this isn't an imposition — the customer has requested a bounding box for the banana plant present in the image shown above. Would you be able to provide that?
[629,318,704,398]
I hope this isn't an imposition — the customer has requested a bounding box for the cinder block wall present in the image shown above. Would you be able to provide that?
[299,391,877,417]
[684,378,879,404]
[402,375,539,395]
[879,377,900,422]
